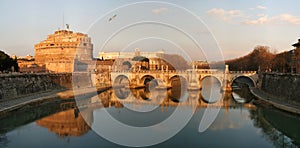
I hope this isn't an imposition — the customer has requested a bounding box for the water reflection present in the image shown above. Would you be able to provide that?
[169,76,188,102]
[106,87,254,110]
[36,107,91,138]
[0,86,299,147]
[232,83,255,103]
[201,76,222,103]
[76,87,256,129]
[0,100,75,134]
[250,107,300,147]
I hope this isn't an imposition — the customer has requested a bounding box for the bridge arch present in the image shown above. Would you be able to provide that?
[200,75,222,103]
[231,75,256,87]
[140,75,155,85]
[113,75,130,87]
[140,75,162,90]
[200,75,222,86]
[168,75,188,102]
[168,75,188,88]
[141,75,155,84]
[112,75,131,100]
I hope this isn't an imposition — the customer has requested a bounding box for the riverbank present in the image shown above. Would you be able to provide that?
[0,86,111,116]
[250,87,300,115]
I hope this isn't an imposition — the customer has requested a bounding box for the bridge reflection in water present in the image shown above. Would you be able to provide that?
[81,79,256,113]
[35,80,255,139]
[11,85,295,147]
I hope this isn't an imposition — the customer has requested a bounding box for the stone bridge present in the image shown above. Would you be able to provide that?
[109,65,258,92]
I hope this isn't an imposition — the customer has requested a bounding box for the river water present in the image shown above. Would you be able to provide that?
[0,81,299,147]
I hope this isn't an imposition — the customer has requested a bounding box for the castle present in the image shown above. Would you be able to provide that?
[18,26,98,73]
[34,26,93,73]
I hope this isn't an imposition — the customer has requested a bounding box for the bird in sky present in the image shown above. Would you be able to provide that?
[109,14,117,22]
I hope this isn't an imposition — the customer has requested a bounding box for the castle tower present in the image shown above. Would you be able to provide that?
[34,26,93,73]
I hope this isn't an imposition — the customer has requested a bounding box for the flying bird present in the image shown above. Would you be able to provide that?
[109,14,117,22]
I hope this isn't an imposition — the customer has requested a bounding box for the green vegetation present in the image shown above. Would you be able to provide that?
[0,50,19,72]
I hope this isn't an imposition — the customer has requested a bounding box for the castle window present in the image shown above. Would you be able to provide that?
[83,43,87,46]
[50,44,54,46]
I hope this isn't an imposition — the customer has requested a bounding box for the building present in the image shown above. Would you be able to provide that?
[191,61,210,69]
[100,48,190,71]
[98,48,165,60]
[292,39,300,74]
[34,26,93,73]
[16,54,43,73]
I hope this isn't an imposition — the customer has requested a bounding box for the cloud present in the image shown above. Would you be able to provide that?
[242,14,269,25]
[274,13,300,24]
[256,5,267,10]
[207,8,242,21]
[207,8,300,25]
[243,13,300,25]
[250,5,267,10]
[152,7,168,15]
[257,14,266,17]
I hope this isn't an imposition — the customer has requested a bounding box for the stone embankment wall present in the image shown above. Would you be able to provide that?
[261,73,300,102]
[0,73,73,100]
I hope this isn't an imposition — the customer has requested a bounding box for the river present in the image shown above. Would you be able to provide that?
[0,80,299,147]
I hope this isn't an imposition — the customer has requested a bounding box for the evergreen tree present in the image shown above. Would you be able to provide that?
[0,50,19,72]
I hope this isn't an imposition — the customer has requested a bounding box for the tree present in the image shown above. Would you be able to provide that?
[225,46,275,71]
[0,50,19,72]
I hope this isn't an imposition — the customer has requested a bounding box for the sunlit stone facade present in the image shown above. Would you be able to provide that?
[34,29,93,73]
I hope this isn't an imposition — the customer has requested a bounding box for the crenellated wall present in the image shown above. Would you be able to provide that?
[0,73,73,100]
[261,73,300,102]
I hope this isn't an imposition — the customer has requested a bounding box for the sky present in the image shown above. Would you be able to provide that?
[1,0,300,60]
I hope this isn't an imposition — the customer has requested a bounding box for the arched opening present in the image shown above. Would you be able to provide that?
[113,75,130,87]
[113,75,130,100]
[168,75,188,102]
[141,75,157,90]
[201,76,222,103]
[231,76,255,103]
[232,76,255,88]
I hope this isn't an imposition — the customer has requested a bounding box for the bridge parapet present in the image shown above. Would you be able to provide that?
[229,71,257,74]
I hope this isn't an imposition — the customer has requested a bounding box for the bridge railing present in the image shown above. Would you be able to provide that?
[229,71,257,74]
[111,70,257,75]
[111,70,188,74]
[111,69,225,74]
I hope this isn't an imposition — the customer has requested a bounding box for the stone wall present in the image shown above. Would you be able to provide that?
[261,73,300,102]
[0,73,73,100]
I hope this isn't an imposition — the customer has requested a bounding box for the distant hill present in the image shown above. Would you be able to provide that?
[158,53,191,70]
